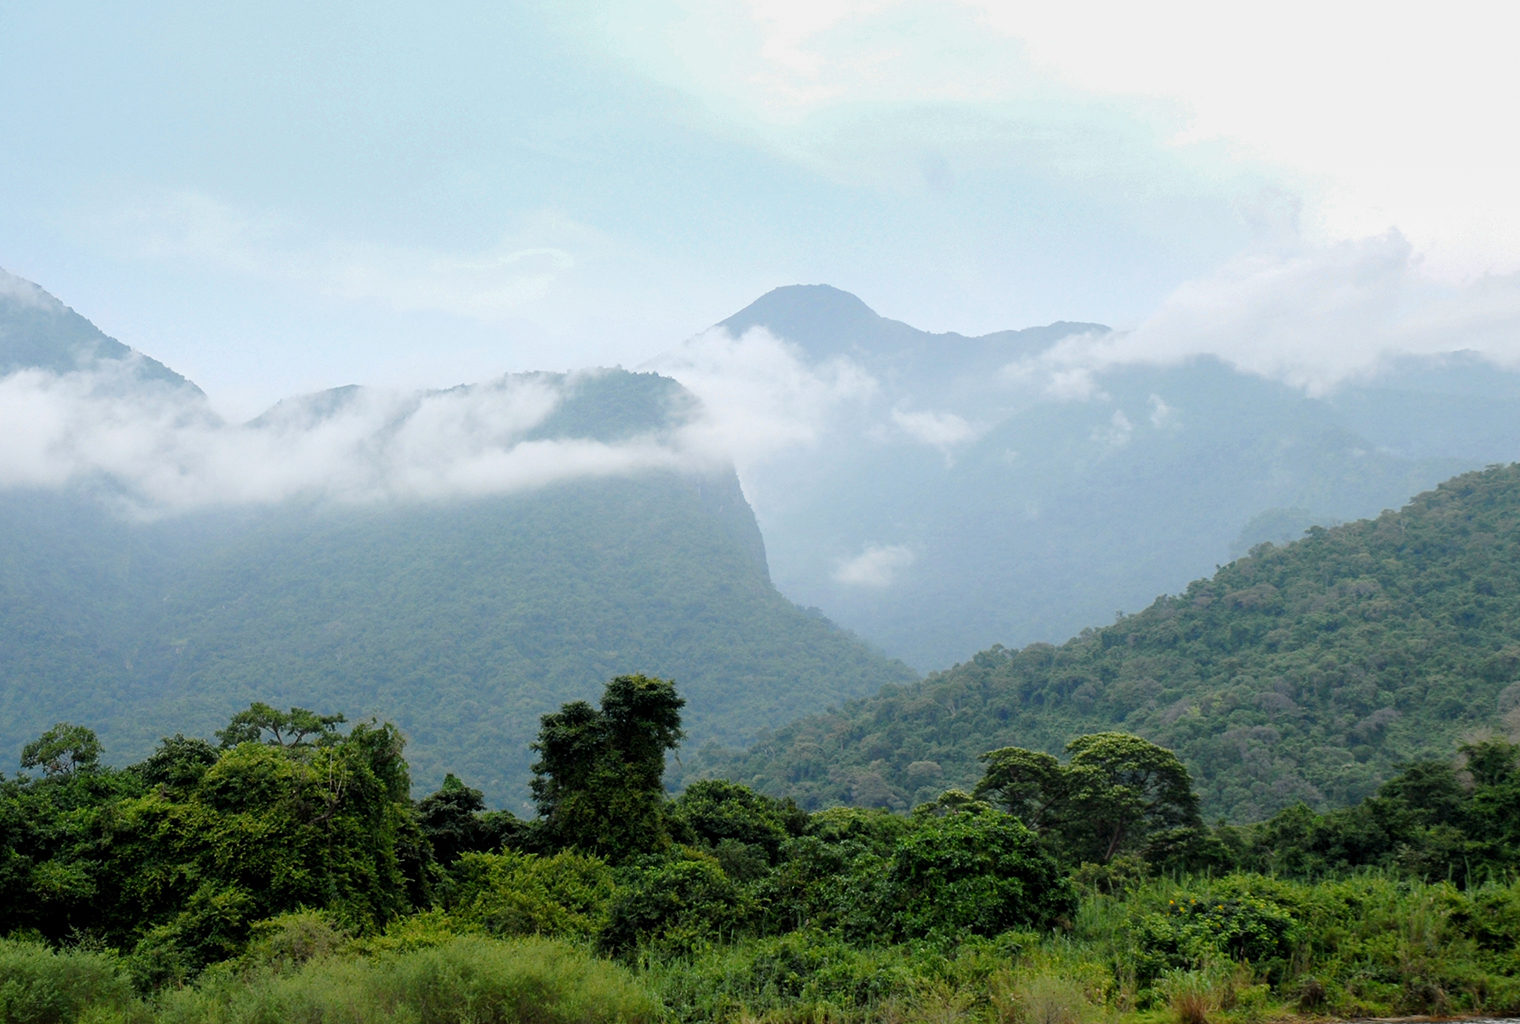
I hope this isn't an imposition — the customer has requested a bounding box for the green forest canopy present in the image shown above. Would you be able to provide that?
[694,463,1520,821]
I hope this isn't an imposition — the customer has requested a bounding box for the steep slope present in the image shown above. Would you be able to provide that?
[661,284,1494,670]
[0,267,198,390]
[0,273,915,810]
[695,464,1520,822]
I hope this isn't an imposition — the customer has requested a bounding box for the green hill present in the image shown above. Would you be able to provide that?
[0,455,915,813]
[0,274,915,811]
[695,463,1520,822]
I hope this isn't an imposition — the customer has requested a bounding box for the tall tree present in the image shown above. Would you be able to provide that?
[531,675,684,861]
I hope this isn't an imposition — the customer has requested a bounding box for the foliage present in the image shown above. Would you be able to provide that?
[19,723,102,778]
[0,710,424,978]
[667,779,808,879]
[416,773,493,865]
[0,937,142,1024]
[698,463,1520,821]
[602,852,748,957]
[155,935,662,1024]
[531,674,684,861]
[884,807,1073,938]
[445,850,615,943]
[214,704,345,748]
[977,734,1202,866]
[1225,737,1520,882]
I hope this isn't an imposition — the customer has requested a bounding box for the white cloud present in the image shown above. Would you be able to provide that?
[609,1,1520,281]
[832,542,915,587]
[1091,409,1133,449]
[890,406,980,452]
[1005,232,1520,396]
[648,325,878,468]
[1147,394,1176,429]
[0,367,722,517]
[979,1,1520,277]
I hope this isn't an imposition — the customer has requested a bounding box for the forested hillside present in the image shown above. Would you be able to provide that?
[0,470,914,810]
[695,463,1520,821]
[0,275,915,810]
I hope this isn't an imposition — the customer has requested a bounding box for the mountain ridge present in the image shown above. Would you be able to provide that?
[691,462,1520,822]
[0,271,915,809]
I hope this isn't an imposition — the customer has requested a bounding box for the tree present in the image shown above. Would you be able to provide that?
[885,806,1073,938]
[215,703,346,749]
[1060,732,1202,864]
[20,723,102,778]
[974,747,1064,830]
[417,773,489,864]
[530,675,684,861]
[973,732,1203,867]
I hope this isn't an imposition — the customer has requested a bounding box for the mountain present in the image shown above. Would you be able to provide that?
[693,463,1520,822]
[0,267,198,391]
[658,284,1515,670]
[0,273,915,810]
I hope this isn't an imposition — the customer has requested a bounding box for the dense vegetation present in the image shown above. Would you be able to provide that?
[3,679,1518,1023]
[696,463,1520,821]
[0,370,915,811]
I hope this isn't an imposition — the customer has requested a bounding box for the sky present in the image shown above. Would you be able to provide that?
[4,1,1520,420]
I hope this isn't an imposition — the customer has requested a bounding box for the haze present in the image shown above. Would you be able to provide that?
[4,2,1520,422]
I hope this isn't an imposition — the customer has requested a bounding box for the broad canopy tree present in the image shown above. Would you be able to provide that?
[976,731,1202,865]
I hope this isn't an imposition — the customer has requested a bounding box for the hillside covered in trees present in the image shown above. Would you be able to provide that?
[693,463,1520,821]
[0,275,914,810]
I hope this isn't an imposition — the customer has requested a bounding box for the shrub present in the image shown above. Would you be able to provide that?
[0,938,142,1023]
[602,853,747,956]
[886,808,1074,939]
[154,935,660,1024]
[446,850,615,943]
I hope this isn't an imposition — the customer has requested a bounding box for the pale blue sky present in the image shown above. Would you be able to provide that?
[4,1,1517,417]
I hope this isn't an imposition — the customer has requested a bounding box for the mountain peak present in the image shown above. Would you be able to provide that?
[718,284,891,355]
[0,267,200,393]
[715,283,1108,359]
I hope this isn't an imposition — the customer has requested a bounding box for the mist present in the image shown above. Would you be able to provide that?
[0,365,728,518]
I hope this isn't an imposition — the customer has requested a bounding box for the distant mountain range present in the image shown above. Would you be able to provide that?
[0,270,914,809]
[656,284,1520,670]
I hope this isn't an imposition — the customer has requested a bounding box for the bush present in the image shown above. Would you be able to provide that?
[154,935,660,1024]
[0,938,142,1023]
[642,930,926,1023]
[1130,879,1300,984]
[602,853,747,956]
[886,808,1074,939]
[446,850,615,943]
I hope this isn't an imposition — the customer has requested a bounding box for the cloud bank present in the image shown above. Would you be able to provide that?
[0,366,726,518]
[648,324,878,463]
[1007,233,1520,397]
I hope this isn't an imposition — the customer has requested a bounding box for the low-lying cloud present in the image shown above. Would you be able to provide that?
[890,406,982,454]
[833,543,916,588]
[0,365,725,518]
[647,324,878,464]
[1007,232,1520,396]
